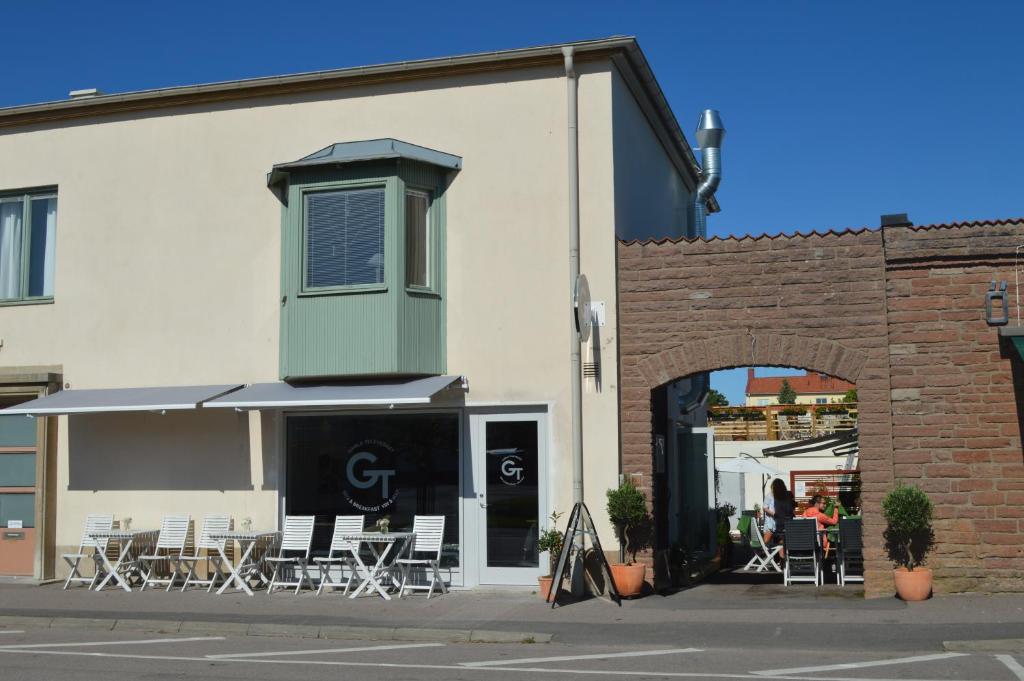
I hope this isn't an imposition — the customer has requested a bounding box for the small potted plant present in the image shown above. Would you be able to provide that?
[606,480,651,597]
[536,511,564,602]
[882,484,935,601]
[376,515,391,534]
[715,502,737,564]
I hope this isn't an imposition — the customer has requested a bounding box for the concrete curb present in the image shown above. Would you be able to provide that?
[0,615,551,644]
[943,638,1024,653]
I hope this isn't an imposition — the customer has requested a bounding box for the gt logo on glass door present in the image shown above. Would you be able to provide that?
[499,454,525,486]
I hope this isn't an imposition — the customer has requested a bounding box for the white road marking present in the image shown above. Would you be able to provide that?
[996,655,1024,681]
[0,631,24,635]
[755,652,968,676]
[462,647,702,667]
[206,642,444,659]
[0,645,1003,681]
[0,636,223,650]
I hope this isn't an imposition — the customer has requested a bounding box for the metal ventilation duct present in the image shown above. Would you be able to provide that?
[693,109,725,238]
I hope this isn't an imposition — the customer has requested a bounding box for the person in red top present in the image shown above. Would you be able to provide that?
[803,494,839,554]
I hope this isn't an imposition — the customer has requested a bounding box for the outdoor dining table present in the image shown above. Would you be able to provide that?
[210,531,279,596]
[342,532,415,600]
[88,529,158,592]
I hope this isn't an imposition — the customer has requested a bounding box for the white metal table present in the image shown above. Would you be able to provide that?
[210,531,279,596]
[88,530,158,592]
[342,532,414,600]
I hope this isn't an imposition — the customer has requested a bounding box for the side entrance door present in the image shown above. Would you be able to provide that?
[0,409,38,576]
[468,412,547,585]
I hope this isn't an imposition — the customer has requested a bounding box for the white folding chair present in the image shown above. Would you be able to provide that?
[396,515,448,599]
[266,515,316,594]
[313,515,364,596]
[742,519,782,573]
[177,514,231,592]
[62,514,114,589]
[139,515,191,591]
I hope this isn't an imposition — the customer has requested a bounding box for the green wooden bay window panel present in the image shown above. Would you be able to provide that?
[273,140,458,379]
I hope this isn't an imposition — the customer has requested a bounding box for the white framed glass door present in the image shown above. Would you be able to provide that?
[468,412,547,585]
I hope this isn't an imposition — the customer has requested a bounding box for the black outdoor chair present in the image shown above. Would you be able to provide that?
[783,518,820,586]
[838,517,864,586]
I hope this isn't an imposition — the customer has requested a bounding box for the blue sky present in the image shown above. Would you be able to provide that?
[2,1,1021,402]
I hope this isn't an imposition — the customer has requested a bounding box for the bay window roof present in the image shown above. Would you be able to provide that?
[267,138,462,189]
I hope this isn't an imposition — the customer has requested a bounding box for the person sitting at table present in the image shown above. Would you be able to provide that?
[803,494,840,554]
[762,479,794,558]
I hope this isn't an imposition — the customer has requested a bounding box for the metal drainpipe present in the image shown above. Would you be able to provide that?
[563,46,583,509]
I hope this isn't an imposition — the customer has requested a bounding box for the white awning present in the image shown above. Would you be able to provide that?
[202,375,465,410]
[2,384,243,416]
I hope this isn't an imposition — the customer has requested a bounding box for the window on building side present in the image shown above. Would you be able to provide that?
[405,189,430,288]
[0,192,57,302]
[816,398,827,404]
[305,187,385,289]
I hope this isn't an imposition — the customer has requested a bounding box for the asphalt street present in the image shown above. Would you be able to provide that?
[1,627,1023,681]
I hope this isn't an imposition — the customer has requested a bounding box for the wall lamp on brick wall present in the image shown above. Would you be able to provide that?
[986,280,1009,326]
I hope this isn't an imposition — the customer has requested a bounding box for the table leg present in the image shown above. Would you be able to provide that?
[217,539,256,596]
[349,542,395,600]
[95,538,134,592]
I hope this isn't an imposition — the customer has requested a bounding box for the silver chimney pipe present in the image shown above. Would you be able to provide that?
[693,109,725,238]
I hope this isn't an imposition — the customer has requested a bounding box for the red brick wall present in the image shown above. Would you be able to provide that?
[617,219,1024,596]
[885,222,1024,593]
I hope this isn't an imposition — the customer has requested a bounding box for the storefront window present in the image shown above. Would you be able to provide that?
[286,413,460,567]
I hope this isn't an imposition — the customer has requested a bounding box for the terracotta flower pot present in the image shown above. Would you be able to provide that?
[538,575,555,602]
[610,563,647,597]
[893,567,932,601]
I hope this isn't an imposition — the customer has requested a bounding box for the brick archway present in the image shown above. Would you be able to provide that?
[617,230,897,595]
[616,220,1024,597]
[635,334,868,389]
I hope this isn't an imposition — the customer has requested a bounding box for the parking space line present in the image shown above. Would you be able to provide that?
[755,652,968,676]
[996,655,1024,681]
[206,642,444,659]
[0,636,224,650]
[462,647,703,667]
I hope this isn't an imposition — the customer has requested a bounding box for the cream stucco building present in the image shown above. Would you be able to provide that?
[0,38,716,587]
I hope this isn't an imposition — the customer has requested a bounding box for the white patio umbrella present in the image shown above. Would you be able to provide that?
[715,456,782,477]
[716,455,783,513]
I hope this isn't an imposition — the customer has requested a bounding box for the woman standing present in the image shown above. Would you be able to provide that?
[763,478,794,557]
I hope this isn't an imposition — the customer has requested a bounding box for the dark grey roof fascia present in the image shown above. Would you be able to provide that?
[267,139,462,187]
[0,37,636,119]
[1,384,243,416]
[203,375,462,409]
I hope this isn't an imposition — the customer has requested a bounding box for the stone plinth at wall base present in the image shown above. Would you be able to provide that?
[863,568,896,599]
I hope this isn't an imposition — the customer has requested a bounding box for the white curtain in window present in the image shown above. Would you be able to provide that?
[0,201,23,299]
[41,198,56,296]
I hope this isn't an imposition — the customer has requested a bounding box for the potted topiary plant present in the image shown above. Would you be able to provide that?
[882,484,935,601]
[536,511,564,602]
[606,480,651,597]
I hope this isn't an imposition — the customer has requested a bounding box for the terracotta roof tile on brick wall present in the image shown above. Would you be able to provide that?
[745,370,855,397]
[618,216,1024,246]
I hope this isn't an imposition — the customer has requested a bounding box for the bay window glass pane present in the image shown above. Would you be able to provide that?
[305,188,385,288]
[286,413,460,567]
[28,197,57,297]
[405,190,429,287]
[0,199,23,299]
